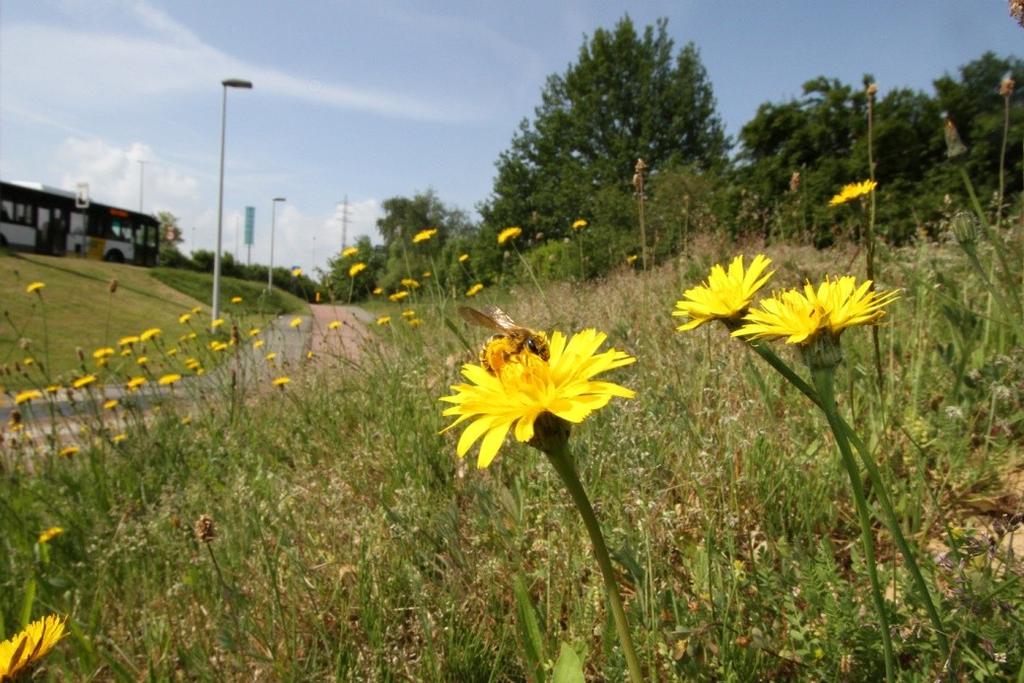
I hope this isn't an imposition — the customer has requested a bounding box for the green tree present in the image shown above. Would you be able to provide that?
[480,15,728,249]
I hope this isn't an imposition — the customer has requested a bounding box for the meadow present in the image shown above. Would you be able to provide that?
[2,215,1023,680]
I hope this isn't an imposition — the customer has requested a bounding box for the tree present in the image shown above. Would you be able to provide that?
[480,15,728,245]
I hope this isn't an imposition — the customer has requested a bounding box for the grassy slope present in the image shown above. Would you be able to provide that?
[1,240,1023,679]
[0,253,206,385]
[150,267,308,316]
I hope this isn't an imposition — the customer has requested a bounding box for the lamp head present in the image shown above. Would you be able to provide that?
[222,78,253,89]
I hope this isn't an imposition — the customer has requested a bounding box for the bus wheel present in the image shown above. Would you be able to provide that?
[105,250,125,263]
[0,235,8,248]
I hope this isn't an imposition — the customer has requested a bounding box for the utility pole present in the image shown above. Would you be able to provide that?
[235,215,240,261]
[338,195,350,250]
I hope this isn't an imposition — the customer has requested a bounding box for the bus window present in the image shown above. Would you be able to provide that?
[14,202,33,225]
[147,224,158,248]
[110,218,127,240]
[134,223,146,245]
[1,200,12,221]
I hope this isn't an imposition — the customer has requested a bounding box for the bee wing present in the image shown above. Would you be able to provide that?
[480,305,520,331]
[458,306,506,333]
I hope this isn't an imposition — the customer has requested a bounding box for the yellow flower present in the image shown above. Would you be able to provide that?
[401,278,420,289]
[140,328,161,342]
[349,262,367,277]
[210,341,228,352]
[265,352,277,361]
[389,291,410,302]
[120,348,132,357]
[422,271,432,278]
[126,377,147,391]
[673,254,774,331]
[412,228,438,243]
[112,434,127,444]
[733,276,899,345]
[253,339,265,349]
[136,356,149,366]
[158,373,182,386]
[118,335,140,347]
[72,375,97,389]
[402,309,416,318]
[342,246,359,258]
[230,296,243,304]
[167,348,178,356]
[25,281,45,294]
[211,318,225,329]
[328,320,342,330]
[497,226,522,245]
[15,389,42,405]
[441,329,635,468]
[38,527,64,544]
[103,399,119,410]
[178,313,191,324]
[408,318,422,327]
[572,218,588,230]
[191,306,202,314]
[289,317,302,329]
[828,179,877,207]
[376,316,391,326]
[292,267,303,277]
[93,347,115,360]
[22,357,34,366]
[626,255,638,265]
[306,350,314,360]
[0,614,65,679]
[465,283,484,297]
[372,287,383,295]
[181,416,192,426]
[45,385,60,394]
[58,446,79,458]
[273,376,291,387]
[458,253,469,263]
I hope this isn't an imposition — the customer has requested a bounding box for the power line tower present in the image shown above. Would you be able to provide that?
[338,196,351,250]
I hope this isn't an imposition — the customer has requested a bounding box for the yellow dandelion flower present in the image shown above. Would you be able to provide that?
[230,296,243,304]
[572,218,588,230]
[828,179,877,207]
[185,358,201,370]
[408,318,422,327]
[181,415,192,425]
[25,281,45,294]
[103,399,119,410]
[272,376,291,387]
[497,226,522,245]
[328,320,342,330]
[38,527,64,544]
[22,357,35,366]
[211,318,225,329]
[178,313,192,324]
[349,262,367,277]
[0,614,65,679]
[167,348,178,356]
[422,271,432,278]
[45,385,60,394]
[126,377,147,391]
[248,328,260,337]
[401,278,420,289]
[139,328,161,342]
[265,352,277,361]
[15,389,42,405]
[118,335,140,347]
[402,309,416,318]
[289,317,302,329]
[389,291,410,302]
[136,356,149,366]
[412,228,438,243]
[458,253,470,263]
[440,328,635,468]
[92,347,115,360]
[191,306,202,314]
[209,341,228,352]
[58,446,79,458]
[292,267,303,277]
[158,373,182,386]
[112,434,127,444]
[306,350,314,360]
[673,254,774,331]
[342,246,359,258]
[372,287,383,295]
[626,254,638,265]
[733,276,899,345]
[120,348,132,357]
[72,375,97,389]
[465,283,484,297]
[253,339,265,349]
[376,316,391,326]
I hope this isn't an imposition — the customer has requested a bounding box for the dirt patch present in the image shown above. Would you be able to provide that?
[307,304,374,362]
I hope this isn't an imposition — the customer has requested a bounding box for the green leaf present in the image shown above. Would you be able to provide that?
[512,573,546,683]
[552,643,586,683]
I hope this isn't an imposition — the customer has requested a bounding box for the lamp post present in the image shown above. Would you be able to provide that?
[137,159,146,213]
[268,197,286,292]
[212,78,253,328]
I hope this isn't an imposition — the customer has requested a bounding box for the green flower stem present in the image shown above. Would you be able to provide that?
[543,439,644,683]
[811,363,896,683]
[749,340,950,663]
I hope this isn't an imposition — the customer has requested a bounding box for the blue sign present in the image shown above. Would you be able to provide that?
[244,206,255,246]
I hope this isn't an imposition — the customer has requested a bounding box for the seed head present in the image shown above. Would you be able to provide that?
[194,514,216,543]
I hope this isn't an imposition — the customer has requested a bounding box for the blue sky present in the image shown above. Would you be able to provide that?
[1,1,1020,274]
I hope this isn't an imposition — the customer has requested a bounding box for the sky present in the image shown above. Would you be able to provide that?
[1,0,1021,275]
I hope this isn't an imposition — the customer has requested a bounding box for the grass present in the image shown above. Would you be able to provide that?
[150,268,309,316]
[2,231,1023,680]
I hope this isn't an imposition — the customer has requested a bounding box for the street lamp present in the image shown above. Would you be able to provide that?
[268,197,286,292]
[212,77,253,328]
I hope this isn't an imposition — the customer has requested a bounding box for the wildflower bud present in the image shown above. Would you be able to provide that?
[789,171,801,193]
[951,212,980,249]
[76,347,85,362]
[1014,0,1024,27]
[527,412,572,456]
[801,332,844,372]
[1000,73,1015,97]
[944,118,967,159]
[108,278,118,294]
[194,514,216,543]
[866,82,878,98]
